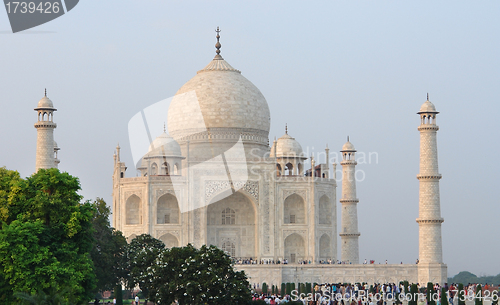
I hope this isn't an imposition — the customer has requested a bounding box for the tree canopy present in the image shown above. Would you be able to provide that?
[126,234,166,300]
[0,167,95,304]
[146,243,251,305]
[90,198,128,293]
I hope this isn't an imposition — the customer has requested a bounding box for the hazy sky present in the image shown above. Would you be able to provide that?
[1,1,499,278]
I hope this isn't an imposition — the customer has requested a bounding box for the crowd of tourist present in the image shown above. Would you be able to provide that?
[233,258,356,265]
[249,282,499,305]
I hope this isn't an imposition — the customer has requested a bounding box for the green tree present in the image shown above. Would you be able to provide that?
[147,244,250,305]
[286,283,292,296]
[126,234,165,301]
[113,286,123,305]
[409,284,419,305]
[89,198,128,294]
[281,283,286,296]
[0,168,95,304]
[475,284,483,305]
[457,283,465,305]
[262,282,268,294]
[427,282,436,305]
[441,287,449,305]
[306,283,312,295]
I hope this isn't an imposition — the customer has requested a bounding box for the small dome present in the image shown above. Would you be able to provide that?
[270,133,305,158]
[36,96,54,108]
[418,100,438,113]
[341,141,356,152]
[144,132,182,158]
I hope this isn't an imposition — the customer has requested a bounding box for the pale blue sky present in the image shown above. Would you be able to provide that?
[1,1,499,278]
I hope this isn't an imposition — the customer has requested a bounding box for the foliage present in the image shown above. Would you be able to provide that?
[262,282,268,294]
[441,287,449,305]
[0,168,95,304]
[281,283,286,296]
[271,284,275,295]
[90,198,128,293]
[146,244,251,305]
[409,284,419,305]
[126,234,165,300]
[306,283,312,294]
[457,283,465,305]
[427,282,436,305]
[475,284,483,305]
[113,286,123,305]
[14,287,70,305]
[286,283,292,295]
[448,271,500,286]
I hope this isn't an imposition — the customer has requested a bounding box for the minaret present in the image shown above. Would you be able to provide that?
[34,90,57,172]
[417,94,446,283]
[339,137,360,264]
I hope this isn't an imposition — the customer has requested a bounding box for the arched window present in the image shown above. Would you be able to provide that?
[285,162,294,175]
[221,241,235,257]
[125,195,141,225]
[284,194,306,224]
[276,164,282,176]
[157,194,180,224]
[151,163,158,175]
[221,207,235,225]
[163,162,170,175]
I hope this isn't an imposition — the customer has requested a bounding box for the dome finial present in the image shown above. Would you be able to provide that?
[285,123,288,134]
[163,122,166,133]
[347,135,350,142]
[427,93,429,101]
[214,26,222,59]
[44,88,47,97]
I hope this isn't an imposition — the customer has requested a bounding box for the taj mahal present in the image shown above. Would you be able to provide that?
[32,29,447,286]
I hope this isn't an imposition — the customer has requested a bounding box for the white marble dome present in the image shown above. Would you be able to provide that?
[36,96,54,109]
[341,141,356,152]
[167,56,271,141]
[271,133,305,158]
[145,132,182,157]
[418,100,438,113]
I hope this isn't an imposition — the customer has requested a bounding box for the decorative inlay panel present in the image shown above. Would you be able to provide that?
[205,180,259,203]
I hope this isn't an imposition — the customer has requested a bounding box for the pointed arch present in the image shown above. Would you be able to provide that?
[276,163,282,176]
[159,233,179,248]
[207,191,257,258]
[163,162,170,175]
[151,162,158,175]
[125,195,141,225]
[319,195,332,225]
[319,233,332,260]
[157,193,180,224]
[284,233,305,263]
[284,193,306,224]
[127,234,137,243]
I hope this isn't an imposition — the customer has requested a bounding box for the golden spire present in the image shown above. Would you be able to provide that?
[214,26,223,60]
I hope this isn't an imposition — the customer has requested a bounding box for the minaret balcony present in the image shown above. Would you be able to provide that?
[416,174,442,180]
[416,218,444,224]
